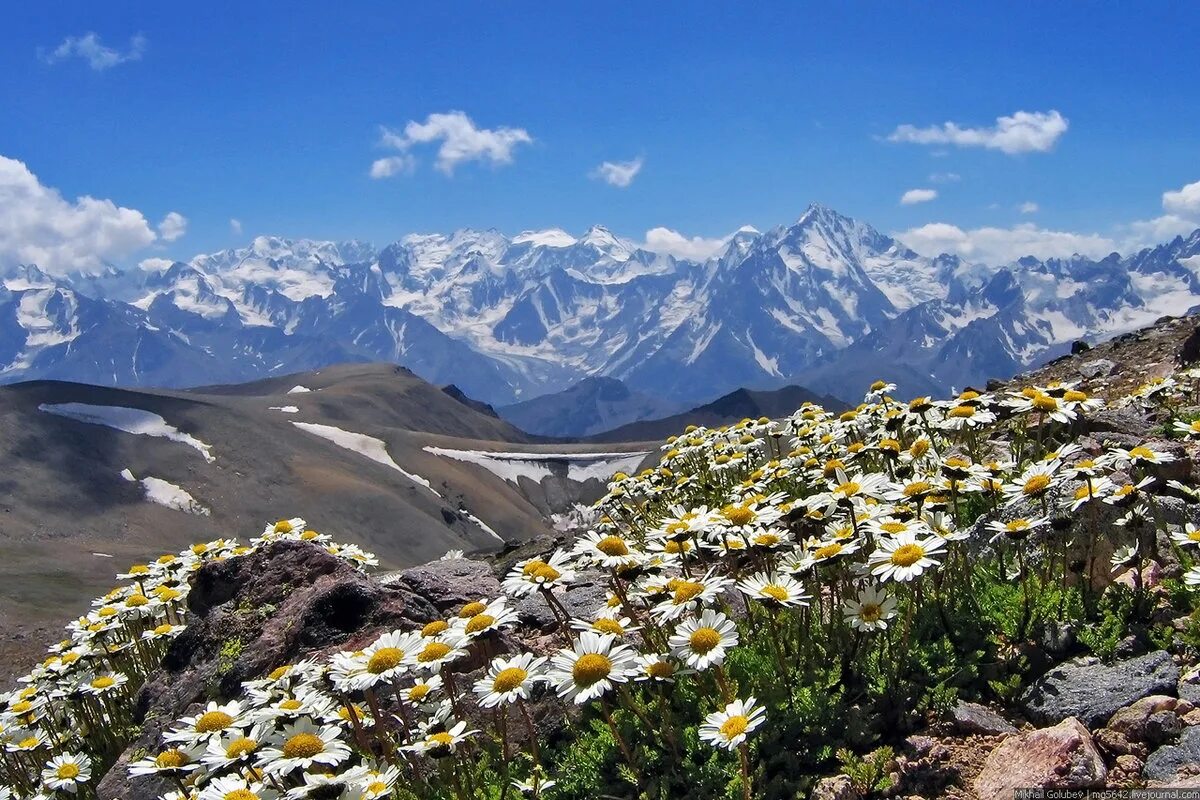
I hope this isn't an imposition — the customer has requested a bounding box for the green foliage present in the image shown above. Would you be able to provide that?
[216,636,244,676]
[836,746,896,796]
[1078,586,1136,660]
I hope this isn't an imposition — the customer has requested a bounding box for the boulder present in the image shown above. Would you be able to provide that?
[1106,695,1183,745]
[946,700,1018,736]
[97,542,444,800]
[1071,340,1092,355]
[384,557,502,612]
[973,718,1106,797]
[1078,358,1116,379]
[811,775,860,800]
[1181,324,1200,365]
[515,572,609,629]
[1180,665,1200,704]
[1021,651,1180,728]
[1144,726,1200,783]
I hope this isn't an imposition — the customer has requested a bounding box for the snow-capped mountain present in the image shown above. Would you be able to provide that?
[3,205,1199,406]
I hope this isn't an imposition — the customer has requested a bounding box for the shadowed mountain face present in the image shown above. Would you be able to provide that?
[4,211,1199,407]
[497,376,685,437]
[0,363,651,676]
[588,384,849,443]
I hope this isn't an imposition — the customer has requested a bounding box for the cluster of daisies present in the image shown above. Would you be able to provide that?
[4,365,1200,800]
[0,521,375,800]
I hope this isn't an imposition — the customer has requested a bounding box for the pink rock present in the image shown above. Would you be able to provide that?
[973,717,1107,798]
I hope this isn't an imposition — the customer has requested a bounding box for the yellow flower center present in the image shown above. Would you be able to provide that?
[689,627,721,654]
[91,676,116,689]
[890,543,925,567]
[595,535,630,556]
[274,520,294,533]
[761,584,790,602]
[859,603,883,623]
[1129,446,1154,460]
[300,529,320,540]
[646,661,675,679]
[904,481,932,497]
[278,699,303,711]
[592,618,625,635]
[458,601,487,618]
[224,790,259,800]
[226,738,258,759]
[1023,474,1052,496]
[663,540,690,554]
[1006,519,1031,532]
[195,710,234,733]
[834,481,860,497]
[948,405,975,418]
[417,642,452,663]
[126,594,150,607]
[1064,390,1088,402]
[880,521,907,534]
[409,684,431,700]
[723,505,755,526]
[421,620,449,637]
[753,533,782,547]
[465,614,496,634]
[492,667,528,694]
[572,653,613,686]
[18,736,40,749]
[672,581,704,604]
[1033,395,1058,412]
[910,439,931,457]
[156,749,190,768]
[813,544,843,560]
[429,732,455,747]
[55,763,81,780]
[268,665,291,681]
[281,732,325,759]
[531,564,562,582]
[11,700,32,713]
[367,647,405,674]
[719,715,749,740]
[153,623,175,636]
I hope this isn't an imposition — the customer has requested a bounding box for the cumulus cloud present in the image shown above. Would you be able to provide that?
[900,188,937,206]
[368,154,416,179]
[591,157,643,188]
[40,32,145,71]
[896,222,1118,265]
[0,155,159,275]
[371,111,532,176]
[157,211,188,242]
[137,257,174,273]
[1163,179,1200,218]
[1019,201,1039,214]
[642,227,736,261]
[887,110,1068,155]
[229,218,242,235]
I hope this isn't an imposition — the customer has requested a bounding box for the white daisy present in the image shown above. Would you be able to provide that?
[868,532,945,582]
[258,717,351,775]
[41,752,92,793]
[473,653,546,708]
[669,609,739,671]
[698,697,767,750]
[841,585,898,631]
[547,632,639,704]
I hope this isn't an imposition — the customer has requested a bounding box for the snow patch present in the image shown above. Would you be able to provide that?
[287,385,312,394]
[269,405,299,413]
[119,468,209,515]
[40,404,215,462]
[422,447,649,485]
[291,422,436,491]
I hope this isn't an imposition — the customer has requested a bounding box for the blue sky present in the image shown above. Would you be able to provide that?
[2,2,1199,272]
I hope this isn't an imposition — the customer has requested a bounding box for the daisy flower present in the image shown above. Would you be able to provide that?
[736,572,810,608]
[473,653,547,708]
[413,630,469,672]
[547,631,639,704]
[82,671,128,697]
[575,530,645,570]
[356,766,402,800]
[1185,566,1200,587]
[166,700,245,744]
[842,585,898,631]
[199,775,277,800]
[258,717,351,776]
[1002,462,1059,506]
[404,720,478,757]
[42,752,92,793]
[669,609,739,671]
[985,516,1049,543]
[502,550,577,597]
[454,597,518,639]
[698,697,767,750]
[130,744,205,777]
[869,532,946,582]
[1172,418,1200,438]
[633,654,691,683]
[1110,543,1140,571]
[1170,522,1200,548]
[201,725,269,770]
[1102,445,1177,469]
[650,570,732,622]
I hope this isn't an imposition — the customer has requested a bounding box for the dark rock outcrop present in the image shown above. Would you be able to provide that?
[1021,651,1180,728]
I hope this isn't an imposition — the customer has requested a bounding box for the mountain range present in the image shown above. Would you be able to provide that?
[3,204,1199,406]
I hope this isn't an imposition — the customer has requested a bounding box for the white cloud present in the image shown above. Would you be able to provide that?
[157,211,187,242]
[1019,201,1039,214]
[40,32,145,71]
[138,257,174,273]
[372,111,532,176]
[369,154,416,179]
[887,110,1068,155]
[642,227,732,261]
[900,188,937,206]
[896,222,1118,265]
[229,218,242,235]
[591,157,643,188]
[0,155,158,275]
[1163,179,1200,218]
[929,172,960,183]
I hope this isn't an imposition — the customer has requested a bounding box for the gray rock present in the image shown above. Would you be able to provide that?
[811,774,860,800]
[1144,726,1200,783]
[1021,651,1181,728]
[947,700,1018,736]
[1079,358,1117,379]
[515,573,608,629]
[1179,666,1200,705]
[388,558,501,612]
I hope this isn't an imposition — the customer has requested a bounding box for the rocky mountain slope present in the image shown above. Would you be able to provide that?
[4,208,1199,407]
[497,376,686,437]
[0,363,649,676]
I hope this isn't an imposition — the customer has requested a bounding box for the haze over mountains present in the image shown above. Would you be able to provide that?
[3,204,1199,409]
